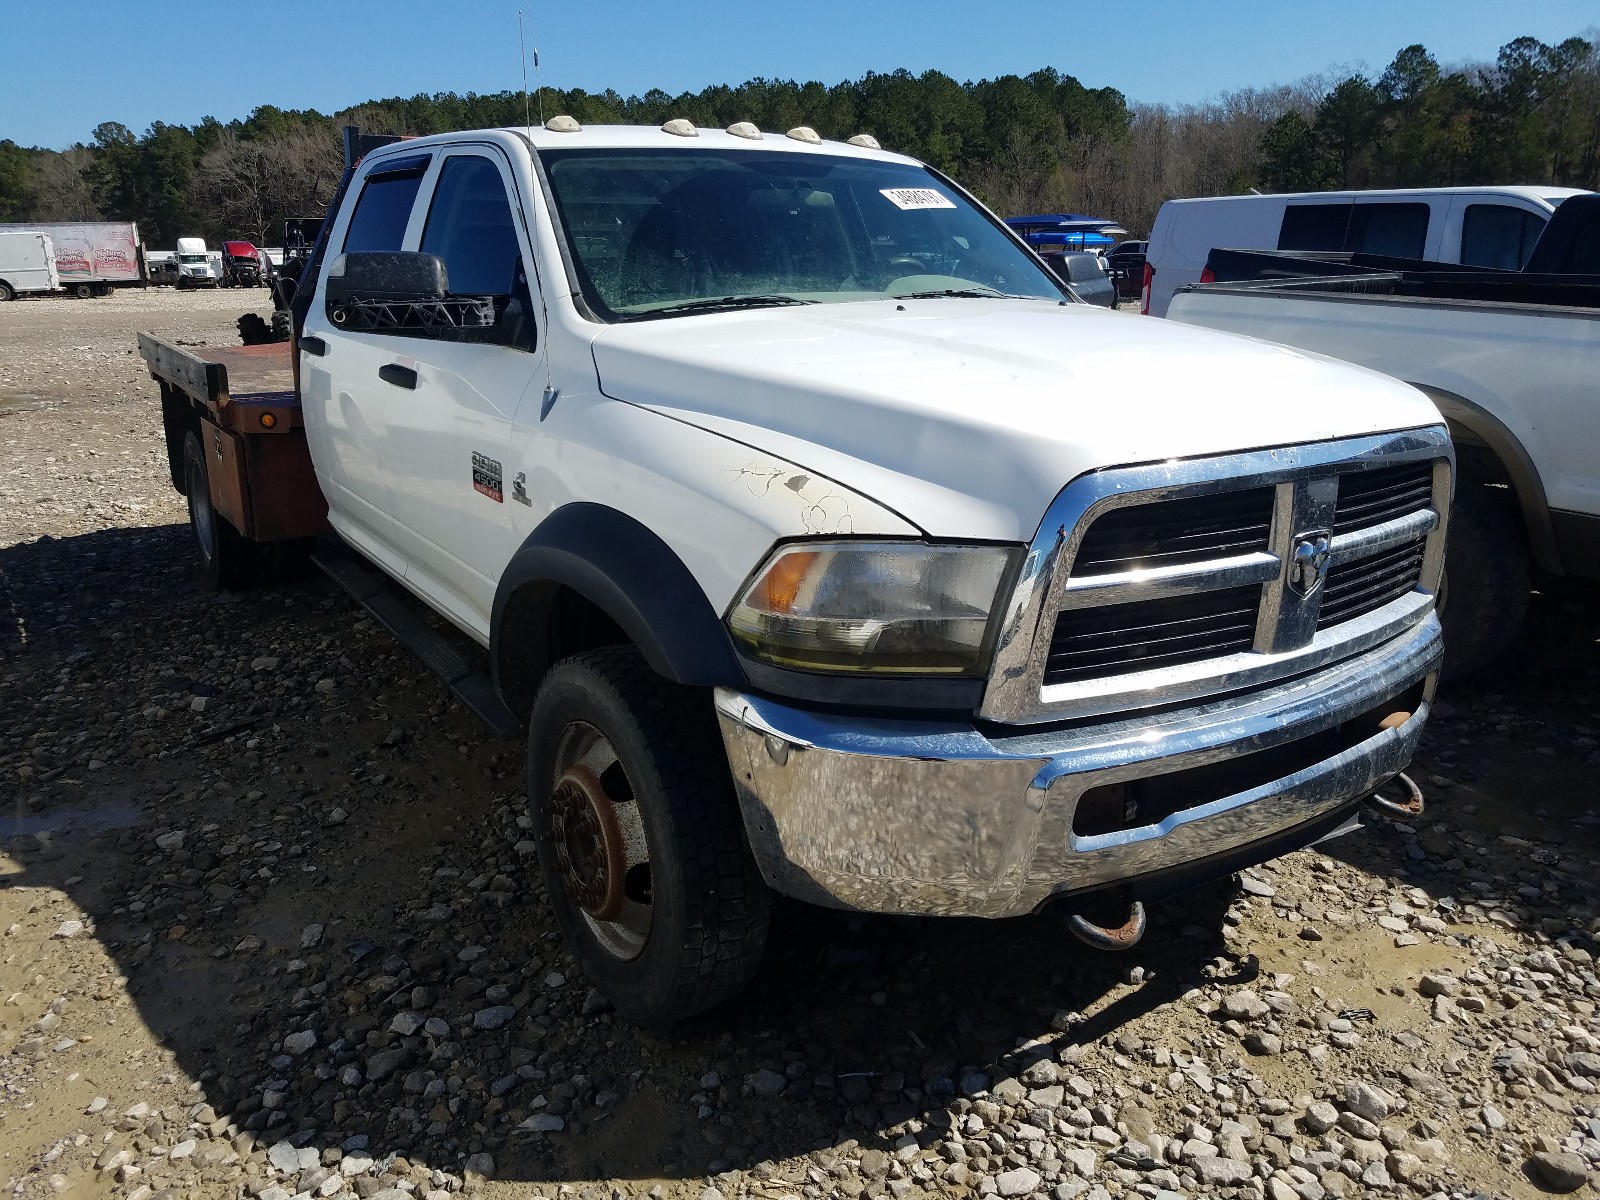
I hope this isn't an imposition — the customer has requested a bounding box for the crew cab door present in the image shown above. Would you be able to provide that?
[379,146,544,638]
[300,150,435,577]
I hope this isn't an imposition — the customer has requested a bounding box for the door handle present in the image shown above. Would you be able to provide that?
[300,334,327,357]
[379,363,418,390]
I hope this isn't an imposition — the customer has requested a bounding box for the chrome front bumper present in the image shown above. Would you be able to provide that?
[715,615,1441,918]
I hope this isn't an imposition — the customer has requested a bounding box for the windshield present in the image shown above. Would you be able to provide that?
[178,254,207,264]
[540,148,1066,320]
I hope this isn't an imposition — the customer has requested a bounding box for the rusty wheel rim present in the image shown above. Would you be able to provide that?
[549,722,652,961]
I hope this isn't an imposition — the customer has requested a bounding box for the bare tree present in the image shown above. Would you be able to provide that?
[28,149,102,221]
[189,127,340,243]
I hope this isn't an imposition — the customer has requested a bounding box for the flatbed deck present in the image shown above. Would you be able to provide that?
[137,335,302,432]
[140,333,324,543]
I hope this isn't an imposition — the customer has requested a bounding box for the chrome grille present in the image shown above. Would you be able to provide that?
[1047,586,1259,683]
[981,430,1453,724]
[1073,487,1275,572]
[1333,461,1435,533]
[1317,540,1427,630]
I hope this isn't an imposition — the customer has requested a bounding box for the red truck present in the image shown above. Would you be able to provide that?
[220,240,266,288]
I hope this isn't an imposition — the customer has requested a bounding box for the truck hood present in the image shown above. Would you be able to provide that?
[589,298,1442,541]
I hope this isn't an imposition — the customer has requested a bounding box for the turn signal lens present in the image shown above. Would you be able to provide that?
[754,550,818,613]
[728,542,1019,675]
[259,411,278,429]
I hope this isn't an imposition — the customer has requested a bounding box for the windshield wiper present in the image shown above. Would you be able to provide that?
[628,294,815,319]
[893,287,1058,302]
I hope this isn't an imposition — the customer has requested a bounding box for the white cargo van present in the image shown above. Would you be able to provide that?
[1142,185,1588,317]
[0,230,60,300]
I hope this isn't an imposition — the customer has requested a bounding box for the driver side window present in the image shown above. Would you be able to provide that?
[421,155,526,297]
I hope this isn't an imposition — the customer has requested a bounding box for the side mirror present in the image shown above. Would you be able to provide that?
[325,251,448,311]
[324,252,508,341]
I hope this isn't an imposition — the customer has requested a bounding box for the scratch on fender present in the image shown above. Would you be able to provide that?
[728,461,855,534]
[801,493,853,534]
[729,462,786,497]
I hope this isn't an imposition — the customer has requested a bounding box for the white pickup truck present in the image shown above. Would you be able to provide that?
[140,120,1451,1025]
[1168,213,1600,676]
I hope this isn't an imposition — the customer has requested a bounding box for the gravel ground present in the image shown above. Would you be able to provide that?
[1,291,1597,1200]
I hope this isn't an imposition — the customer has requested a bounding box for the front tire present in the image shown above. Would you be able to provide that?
[183,429,254,590]
[1438,477,1530,678]
[0,281,15,302]
[527,647,769,1028]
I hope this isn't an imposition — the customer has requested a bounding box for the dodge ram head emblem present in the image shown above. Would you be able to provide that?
[1288,530,1333,597]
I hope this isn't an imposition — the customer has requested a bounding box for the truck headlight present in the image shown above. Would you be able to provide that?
[728,542,1021,675]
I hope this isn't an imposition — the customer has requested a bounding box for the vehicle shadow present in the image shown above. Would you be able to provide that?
[12,524,1595,1195]
[1317,575,1600,926]
[1,522,1252,1192]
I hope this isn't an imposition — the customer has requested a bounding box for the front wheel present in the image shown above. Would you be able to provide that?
[527,647,769,1027]
[0,281,15,302]
[183,429,255,590]
[1438,477,1530,678]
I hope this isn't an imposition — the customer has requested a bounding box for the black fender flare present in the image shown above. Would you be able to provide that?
[490,503,747,716]
[1414,383,1559,575]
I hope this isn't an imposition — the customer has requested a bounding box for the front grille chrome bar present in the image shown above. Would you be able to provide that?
[979,428,1453,725]
[1061,550,1282,609]
[1328,506,1438,566]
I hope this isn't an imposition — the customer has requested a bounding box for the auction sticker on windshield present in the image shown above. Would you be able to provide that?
[880,188,956,211]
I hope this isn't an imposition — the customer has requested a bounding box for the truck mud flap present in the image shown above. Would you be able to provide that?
[312,539,521,739]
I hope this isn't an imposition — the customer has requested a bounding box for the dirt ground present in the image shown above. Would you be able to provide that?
[0,289,1596,1200]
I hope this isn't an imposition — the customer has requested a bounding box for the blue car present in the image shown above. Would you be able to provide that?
[1005,212,1125,256]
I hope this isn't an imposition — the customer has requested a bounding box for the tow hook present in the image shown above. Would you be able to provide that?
[1366,770,1425,821]
[1058,895,1148,951]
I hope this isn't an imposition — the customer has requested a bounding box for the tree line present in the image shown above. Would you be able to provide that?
[0,32,1595,249]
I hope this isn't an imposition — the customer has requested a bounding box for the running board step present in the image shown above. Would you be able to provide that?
[312,540,522,739]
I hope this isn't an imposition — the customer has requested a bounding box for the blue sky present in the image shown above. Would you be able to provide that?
[3,0,1596,149]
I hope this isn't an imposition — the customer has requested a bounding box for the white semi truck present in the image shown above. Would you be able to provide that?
[174,237,220,287]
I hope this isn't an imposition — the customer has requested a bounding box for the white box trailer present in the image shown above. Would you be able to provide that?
[0,231,61,300]
[0,220,145,296]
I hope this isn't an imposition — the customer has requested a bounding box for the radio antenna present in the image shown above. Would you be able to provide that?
[532,18,547,124]
[518,11,534,133]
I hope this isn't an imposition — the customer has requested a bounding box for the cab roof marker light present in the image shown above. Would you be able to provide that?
[786,126,822,145]
[846,134,881,149]
[726,121,762,140]
[544,115,582,133]
[662,118,698,137]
